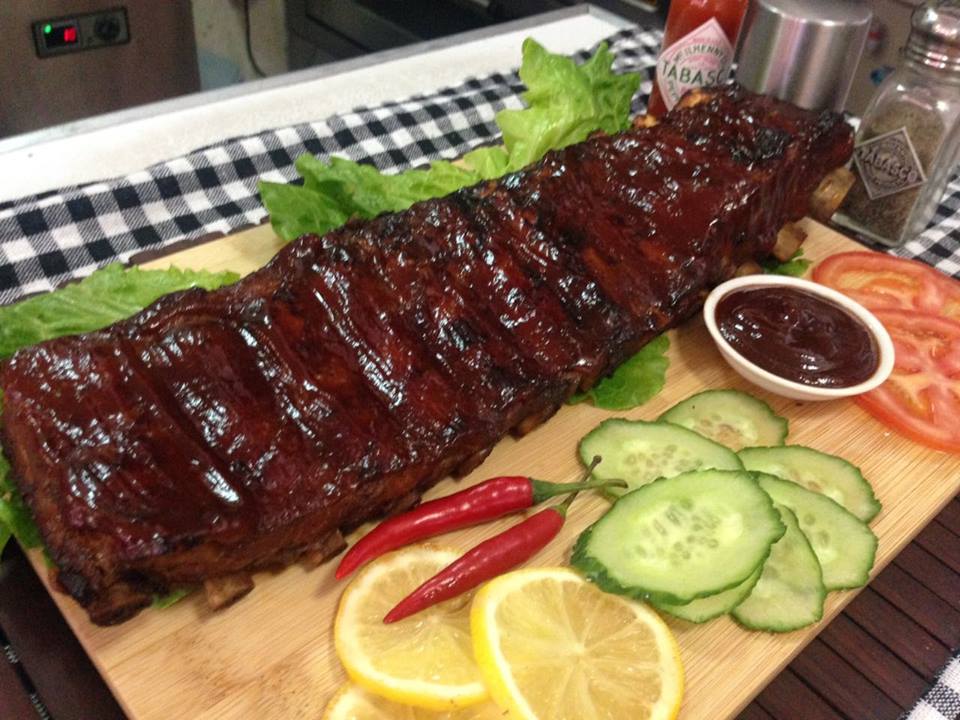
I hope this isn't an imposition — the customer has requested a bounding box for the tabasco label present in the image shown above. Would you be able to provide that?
[656,18,734,111]
[852,127,928,201]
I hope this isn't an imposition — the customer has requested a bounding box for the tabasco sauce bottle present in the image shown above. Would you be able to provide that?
[648,0,749,116]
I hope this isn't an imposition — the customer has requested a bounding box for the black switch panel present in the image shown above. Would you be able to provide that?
[33,7,129,58]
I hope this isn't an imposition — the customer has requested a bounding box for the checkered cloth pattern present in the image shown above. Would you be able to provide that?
[0,26,660,306]
[895,177,960,275]
[0,22,958,720]
[904,656,960,720]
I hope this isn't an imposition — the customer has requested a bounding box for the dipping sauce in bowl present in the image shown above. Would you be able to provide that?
[703,275,894,401]
[715,286,879,388]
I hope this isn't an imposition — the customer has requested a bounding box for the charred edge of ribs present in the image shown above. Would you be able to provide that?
[0,84,855,625]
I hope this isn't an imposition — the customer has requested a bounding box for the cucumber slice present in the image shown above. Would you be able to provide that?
[579,419,742,496]
[756,474,877,591]
[654,567,762,623]
[572,470,785,605]
[659,389,788,451]
[732,504,826,632]
[739,446,880,522]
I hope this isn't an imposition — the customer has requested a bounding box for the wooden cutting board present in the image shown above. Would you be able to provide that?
[25,218,960,720]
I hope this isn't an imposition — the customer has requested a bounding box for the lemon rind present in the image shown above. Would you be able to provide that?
[334,546,488,712]
[471,566,685,720]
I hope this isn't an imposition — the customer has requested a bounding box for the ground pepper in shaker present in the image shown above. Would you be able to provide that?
[835,1,960,247]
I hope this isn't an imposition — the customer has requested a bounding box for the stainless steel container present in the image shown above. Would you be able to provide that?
[833,1,960,247]
[735,0,873,111]
[905,0,960,73]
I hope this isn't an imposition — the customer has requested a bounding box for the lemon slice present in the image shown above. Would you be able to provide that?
[334,546,486,711]
[322,683,503,720]
[471,567,684,720]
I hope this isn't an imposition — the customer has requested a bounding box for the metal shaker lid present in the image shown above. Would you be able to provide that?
[905,1,960,75]
[734,0,873,111]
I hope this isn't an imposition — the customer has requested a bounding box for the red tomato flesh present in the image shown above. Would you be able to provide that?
[813,252,960,321]
[856,310,960,454]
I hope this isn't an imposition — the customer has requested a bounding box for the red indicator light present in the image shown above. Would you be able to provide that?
[40,21,81,50]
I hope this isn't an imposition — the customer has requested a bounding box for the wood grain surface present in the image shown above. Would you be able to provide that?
[745,507,960,719]
[25,218,960,720]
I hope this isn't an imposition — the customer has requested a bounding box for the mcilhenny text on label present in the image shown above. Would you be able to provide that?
[656,18,734,111]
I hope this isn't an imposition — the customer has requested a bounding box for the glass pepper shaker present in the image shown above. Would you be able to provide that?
[835,0,960,247]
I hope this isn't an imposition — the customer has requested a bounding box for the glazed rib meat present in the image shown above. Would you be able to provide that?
[0,86,853,625]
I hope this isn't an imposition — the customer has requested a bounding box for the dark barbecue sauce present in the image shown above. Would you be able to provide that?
[715,286,879,388]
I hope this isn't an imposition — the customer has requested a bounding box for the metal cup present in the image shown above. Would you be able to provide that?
[734,0,873,111]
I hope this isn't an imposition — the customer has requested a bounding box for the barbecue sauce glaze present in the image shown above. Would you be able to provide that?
[0,86,857,625]
[715,286,879,388]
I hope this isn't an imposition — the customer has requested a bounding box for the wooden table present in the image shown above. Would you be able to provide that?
[1,495,956,720]
[0,7,956,717]
[2,218,959,719]
[745,496,960,720]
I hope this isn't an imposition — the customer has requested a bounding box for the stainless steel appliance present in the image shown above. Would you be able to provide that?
[285,0,664,68]
[0,0,200,138]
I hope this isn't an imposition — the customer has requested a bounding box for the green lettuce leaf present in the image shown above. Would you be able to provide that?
[259,38,640,241]
[0,436,40,551]
[152,588,191,609]
[763,249,812,278]
[256,182,346,247]
[0,264,240,557]
[570,335,671,411]
[0,37,649,610]
[265,37,665,411]
[0,264,240,361]
[460,145,511,179]
[496,39,637,169]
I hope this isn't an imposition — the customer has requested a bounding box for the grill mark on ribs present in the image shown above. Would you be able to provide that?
[327,211,531,434]
[0,85,854,624]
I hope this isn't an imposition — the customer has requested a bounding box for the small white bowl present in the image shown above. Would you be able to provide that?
[702,274,895,402]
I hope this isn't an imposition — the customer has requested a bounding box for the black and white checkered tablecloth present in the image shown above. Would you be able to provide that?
[0,27,663,306]
[0,23,957,720]
[909,658,960,720]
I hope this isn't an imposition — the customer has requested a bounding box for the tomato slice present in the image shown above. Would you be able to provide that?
[813,252,960,321]
[855,309,960,454]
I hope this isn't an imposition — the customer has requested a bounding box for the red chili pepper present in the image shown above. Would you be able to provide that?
[383,489,582,624]
[335,456,615,579]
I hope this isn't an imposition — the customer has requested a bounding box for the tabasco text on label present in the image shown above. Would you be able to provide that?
[853,127,928,201]
[656,18,734,111]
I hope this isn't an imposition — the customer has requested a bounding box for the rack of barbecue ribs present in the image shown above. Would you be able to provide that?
[0,85,854,625]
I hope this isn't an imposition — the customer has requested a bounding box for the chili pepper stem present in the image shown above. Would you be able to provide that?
[383,472,593,624]
[529,455,623,502]
[339,457,612,582]
[530,476,626,501]
[585,455,602,474]
[552,489,580,518]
